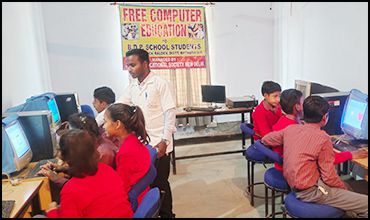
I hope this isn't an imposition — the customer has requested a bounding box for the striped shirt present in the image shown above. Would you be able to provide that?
[262,123,346,190]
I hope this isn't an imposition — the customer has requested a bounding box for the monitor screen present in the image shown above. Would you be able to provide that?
[341,89,368,140]
[55,93,80,123]
[5,121,31,158]
[201,85,226,103]
[47,98,61,124]
[342,99,366,130]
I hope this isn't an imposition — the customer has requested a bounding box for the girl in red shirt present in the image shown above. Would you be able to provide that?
[46,129,133,218]
[103,103,151,209]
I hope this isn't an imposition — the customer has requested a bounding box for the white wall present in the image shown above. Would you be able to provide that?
[2,2,51,113]
[41,2,129,112]
[274,2,368,93]
[207,2,275,122]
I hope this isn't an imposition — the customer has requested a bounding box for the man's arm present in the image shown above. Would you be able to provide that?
[261,129,284,147]
[154,79,176,157]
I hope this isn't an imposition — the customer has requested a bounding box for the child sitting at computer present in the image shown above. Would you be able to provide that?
[92,86,121,147]
[252,81,282,140]
[45,129,133,218]
[262,96,368,218]
[103,103,151,208]
[38,113,118,187]
[272,89,368,172]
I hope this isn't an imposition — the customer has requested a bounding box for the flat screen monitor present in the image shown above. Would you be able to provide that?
[47,98,61,126]
[341,89,368,140]
[2,118,33,174]
[54,93,80,123]
[201,85,226,103]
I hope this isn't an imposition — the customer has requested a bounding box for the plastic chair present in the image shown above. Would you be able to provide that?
[145,144,157,165]
[253,140,290,218]
[80,104,95,118]
[241,123,272,206]
[133,187,161,218]
[283,192,345,218]
[128,164,157,212]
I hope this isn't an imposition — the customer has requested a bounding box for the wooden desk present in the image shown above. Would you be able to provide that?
[2,179,43,218]
[172,107,254,174]
[11,161,54,214]
[332,135,368,181]
[333,148,368,181]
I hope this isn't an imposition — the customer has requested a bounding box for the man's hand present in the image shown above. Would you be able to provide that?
[351,149,368,159]
[154,141,168,158]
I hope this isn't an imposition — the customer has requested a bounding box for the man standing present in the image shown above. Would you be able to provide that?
[117,49,177,218]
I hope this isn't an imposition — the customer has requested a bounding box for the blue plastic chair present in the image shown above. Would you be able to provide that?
[283,192,345,218]
[253,140,290,217]
[128,164,157,212]
[133,187,161,218]
[241,123,273,206]
[145,144,157,165]
[80,104,95,118]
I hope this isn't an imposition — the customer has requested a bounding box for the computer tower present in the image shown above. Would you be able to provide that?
[316,91,349,135]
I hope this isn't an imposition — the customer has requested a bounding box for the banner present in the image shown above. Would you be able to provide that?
[119,5,206,69]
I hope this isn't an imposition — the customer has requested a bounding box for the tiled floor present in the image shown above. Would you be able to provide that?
[169,139,275,218]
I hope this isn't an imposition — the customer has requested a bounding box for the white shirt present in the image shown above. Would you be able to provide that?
[97,72,177,153]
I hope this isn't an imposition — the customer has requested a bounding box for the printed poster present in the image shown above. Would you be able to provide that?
[119,5,206,69]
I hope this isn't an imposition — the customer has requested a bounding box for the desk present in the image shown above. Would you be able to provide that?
[11,161,54,213]
[332,136,368,181]
[2,179,43,218]
[172,107,254,174]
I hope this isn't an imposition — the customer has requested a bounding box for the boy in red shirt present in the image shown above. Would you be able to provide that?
[252,81,282,140]
[272,89,367,172]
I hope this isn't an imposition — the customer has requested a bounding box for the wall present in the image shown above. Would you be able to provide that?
[207,2,275,122]
[274,2,368,93]
[2,2,51,113]
[41,2,129,113]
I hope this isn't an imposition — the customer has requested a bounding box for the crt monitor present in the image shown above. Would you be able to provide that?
[340,89,368,140]
[295,80,339,98]
[201,85,226,103]
[54,93,80,123]
[2,115,33,174]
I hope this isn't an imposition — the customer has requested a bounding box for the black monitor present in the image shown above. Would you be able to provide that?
[201,85,226,103]
[54,93,80,123]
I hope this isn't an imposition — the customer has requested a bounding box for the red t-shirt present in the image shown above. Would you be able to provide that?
[252,100,282,140]
[272,115,297,171]
[47,163,133,218]
[116,133,151,207]
[272,115,352,171]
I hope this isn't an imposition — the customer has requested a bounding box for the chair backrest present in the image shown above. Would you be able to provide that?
[133,187,160,218]
[145,144,157,165]
[240,123,255,136]
[128,164,157,211]
[80,104,95,118]
[253,140,283,165]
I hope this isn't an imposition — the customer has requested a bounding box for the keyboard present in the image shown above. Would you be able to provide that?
[26,158,58,179]
[2,200,15,218]
[332,140,367,152]
[183,106,216,112]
